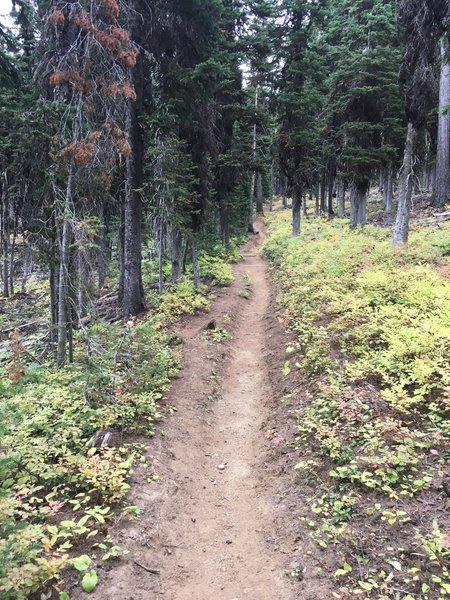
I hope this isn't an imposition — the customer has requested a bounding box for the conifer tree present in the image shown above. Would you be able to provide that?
[246,0,276,229]
[325,0,404,228]
[44,0,138,363]
[394,0,448,244]
[277,0,326,235]
[432,41,450,207]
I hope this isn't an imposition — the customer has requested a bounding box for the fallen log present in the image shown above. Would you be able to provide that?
[2,320,40,336]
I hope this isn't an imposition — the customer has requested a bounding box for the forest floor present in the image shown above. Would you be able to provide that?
[5,193,447,599]
[71,217,334,600]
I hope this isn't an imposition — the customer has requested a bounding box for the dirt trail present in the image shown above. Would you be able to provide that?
[78,221,299,600]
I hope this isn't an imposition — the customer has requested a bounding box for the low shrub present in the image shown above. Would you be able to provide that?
[263,212,450,597]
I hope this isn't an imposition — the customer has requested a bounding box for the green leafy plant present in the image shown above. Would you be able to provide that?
[205,326,232,343]
[263,211,450,598]
[81,570,98,593]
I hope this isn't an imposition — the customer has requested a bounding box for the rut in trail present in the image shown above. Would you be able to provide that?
[77,227,297,600]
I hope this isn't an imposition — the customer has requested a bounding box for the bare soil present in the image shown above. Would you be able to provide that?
[71,217,333,600]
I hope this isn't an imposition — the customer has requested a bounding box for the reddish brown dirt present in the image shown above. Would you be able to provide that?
[71,218,333,600]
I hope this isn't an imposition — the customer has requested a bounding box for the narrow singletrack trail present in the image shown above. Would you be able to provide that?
[78,221,298,600]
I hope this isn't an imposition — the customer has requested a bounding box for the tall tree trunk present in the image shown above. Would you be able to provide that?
[382,169,388,208]
[385,169,394,214]
[122,15,145,319]
[248,84,259,232]
[192,236,200,290]
[158,221,165,295]
[248,172,255,232]
[76,244,87,326]
[256,172,264,214]
[394,122,417,246]
[432,41,450,207]
[49,252,58,346]
[292,183,302,236]
[56,170,73,367]
[315,182,320,216]
[357,190,367,225]
[349,185,355,226]
[9,205,17,297]
[328,178,335,215]
[269,160,274,212]
[282,176,288,209]
[98,201,109,289]
[350,184,367,228]
[1,175,9,298]
[219,196,230,246]
[56,89,85,364]
[171,226,184,284]
[118,195,125,299]
[337,180,346,218]
[320,172,326,213]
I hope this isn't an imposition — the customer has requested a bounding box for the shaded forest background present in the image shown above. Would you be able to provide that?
[0,0,448,366]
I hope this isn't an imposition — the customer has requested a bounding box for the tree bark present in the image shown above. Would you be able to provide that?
[49,257,58,345]
[122,12,145,319]
[248,84,259,232]
[315,182,320,216]
[327,178,334,215]
[9,203,17,297]
[350,184,367,228]
[56,170,73,367]
[171,226,184,284]
[292,183,302,236]
[248,172,255,232]
[432,41,450,207]
[219,196,230,246]
[349,185,356,227]
[158,221,165,295]
[320,172,326,213]
[192,236,200,290]
[98,201,109,289]
[337,180,346,218]
[282,176,288,209]
[381,169,388,208]
[1,175,9,298]
[394,122,417,246]
[76,249,84,326]
[256,172,264,214]
[357,190,367,225]
[384,169,394,214]
[269,160,274,212]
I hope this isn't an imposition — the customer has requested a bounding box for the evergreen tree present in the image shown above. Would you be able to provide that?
[394,0,449,244]
[324,0,404,227]
[245,0,276,229]
[42,0,138,362]
[277,0,327,235]
[432,41,450,207]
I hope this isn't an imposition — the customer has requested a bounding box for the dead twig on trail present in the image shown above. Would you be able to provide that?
[133,561,161,575]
